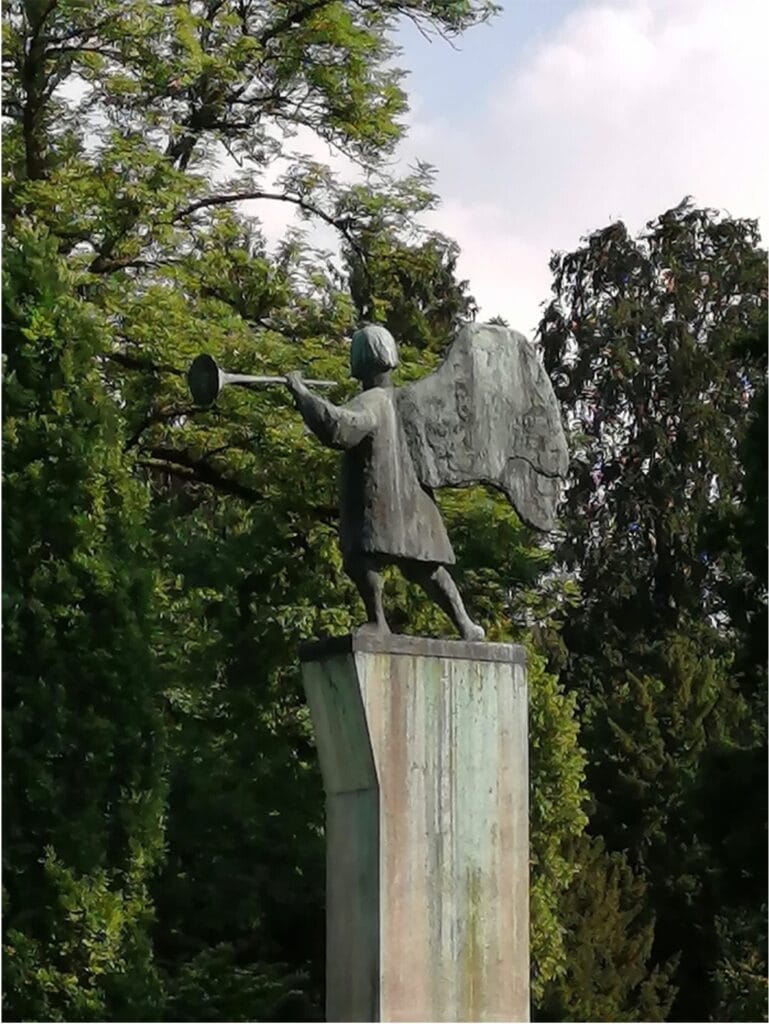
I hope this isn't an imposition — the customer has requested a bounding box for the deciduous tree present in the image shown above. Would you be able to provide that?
[4,2,590,1018]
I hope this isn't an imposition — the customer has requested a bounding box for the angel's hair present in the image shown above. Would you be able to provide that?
[350,324,399,379]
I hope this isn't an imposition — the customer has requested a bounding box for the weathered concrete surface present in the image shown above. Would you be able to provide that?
[301,633,529,1023]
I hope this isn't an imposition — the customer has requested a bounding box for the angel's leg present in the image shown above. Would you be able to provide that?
[405,562,485,642]
[344,554,390,634]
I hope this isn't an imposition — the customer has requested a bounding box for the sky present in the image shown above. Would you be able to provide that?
[233,0,768,337]
[393,0,769,334]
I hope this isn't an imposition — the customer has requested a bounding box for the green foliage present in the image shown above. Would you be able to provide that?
[3,228,166,1021]
[165,947,317,1022]
[346,219,478,345]
[695,740,768,1023]
[537,835,676,1023]
[541,202,767,1020]
[706,309,768,708]
[9,5,764,1021]
[585,631,741,854]
[527,649,587,1003]
[4,853,164,1023]
[712,908,769,1023]
[542,204,766,638]
[4,2,590,1020]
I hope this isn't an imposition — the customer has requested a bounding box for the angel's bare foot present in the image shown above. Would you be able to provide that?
[356,620,391,637]
[460,621,485,642]
[404,563,485,643]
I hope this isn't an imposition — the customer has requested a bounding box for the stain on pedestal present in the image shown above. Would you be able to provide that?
[301,633,529,1023]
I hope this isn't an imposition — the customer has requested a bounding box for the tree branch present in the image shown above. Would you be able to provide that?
[28,0,60,35]
[42,11,123,45]
[45,44,123,60]
[173,189,363,253]
[257,0,334,49]
[139,447,262,501]
[125,404,199,451]
[89,254,182,274]
[21,0,61,179]
[103,351,185,377]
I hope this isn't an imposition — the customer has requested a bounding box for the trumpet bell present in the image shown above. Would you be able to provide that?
[188,354,222,406]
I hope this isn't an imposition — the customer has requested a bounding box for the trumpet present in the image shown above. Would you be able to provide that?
[187,354,336,406]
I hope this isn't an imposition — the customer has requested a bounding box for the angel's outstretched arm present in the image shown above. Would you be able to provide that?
[286,373,377,450]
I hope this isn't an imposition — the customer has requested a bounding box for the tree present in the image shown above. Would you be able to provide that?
[4,1,591,1019]
[3,228,167,1022]
[540,202,767,1020]
[702,311,768,1022]
[537,835,676,1023]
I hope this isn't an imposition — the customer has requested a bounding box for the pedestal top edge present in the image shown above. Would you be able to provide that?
[298,631,526,665]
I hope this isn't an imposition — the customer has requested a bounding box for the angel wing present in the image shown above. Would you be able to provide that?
[395,323,568,531]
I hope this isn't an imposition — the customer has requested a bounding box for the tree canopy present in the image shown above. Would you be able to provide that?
[3,3,766,1021]
[540,203,767,1022]
[3,2,594,1020]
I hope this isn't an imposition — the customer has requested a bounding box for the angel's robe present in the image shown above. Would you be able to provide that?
[294,385,455,565]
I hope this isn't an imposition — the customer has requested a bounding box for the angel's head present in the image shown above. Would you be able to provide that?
[350,324,399,386]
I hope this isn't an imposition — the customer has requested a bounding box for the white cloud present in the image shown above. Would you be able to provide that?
[420,199,552,333]
[401,0,769,333]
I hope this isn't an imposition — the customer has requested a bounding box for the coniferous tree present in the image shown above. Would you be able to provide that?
[540,203,767,1021]
[537,835,676,1023]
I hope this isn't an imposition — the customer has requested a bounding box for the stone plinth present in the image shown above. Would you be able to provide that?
[299,632,529,1023]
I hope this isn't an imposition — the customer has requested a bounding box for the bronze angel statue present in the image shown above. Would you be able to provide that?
[284,322,568,641]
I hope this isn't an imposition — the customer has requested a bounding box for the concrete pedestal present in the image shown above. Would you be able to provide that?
[300,632,529,1023]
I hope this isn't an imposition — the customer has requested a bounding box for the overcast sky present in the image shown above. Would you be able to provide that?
[394,0,769,334]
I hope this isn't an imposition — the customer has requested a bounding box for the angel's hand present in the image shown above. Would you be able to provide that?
[285,371,305,397]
